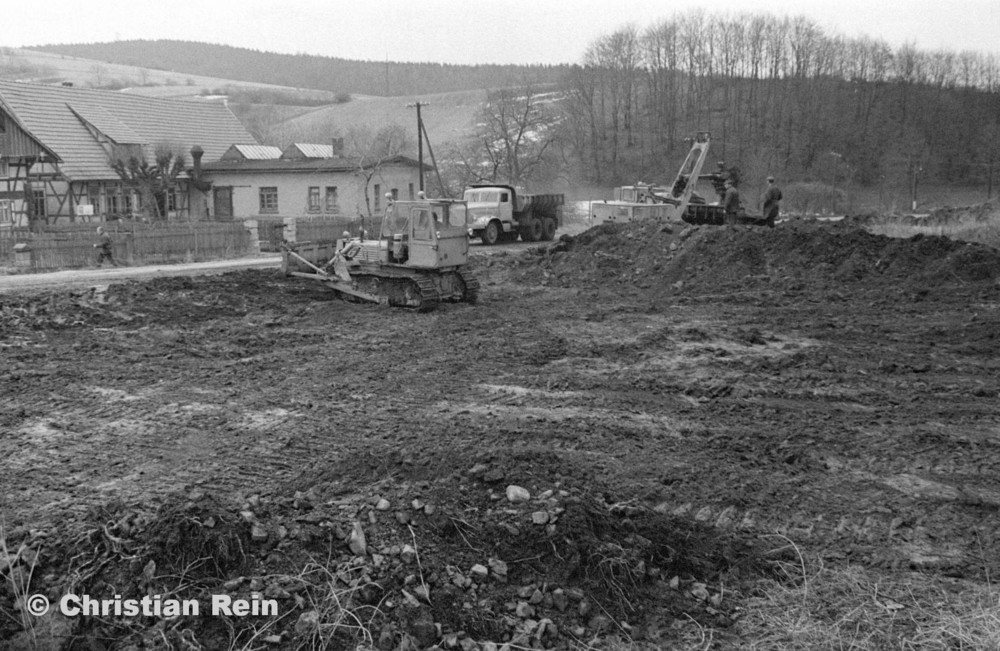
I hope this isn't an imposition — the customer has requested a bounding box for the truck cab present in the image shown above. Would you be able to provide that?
[463,184,563,245]
[464,186,516,244]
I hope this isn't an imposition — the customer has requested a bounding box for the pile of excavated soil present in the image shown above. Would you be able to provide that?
[512,218,1000,297]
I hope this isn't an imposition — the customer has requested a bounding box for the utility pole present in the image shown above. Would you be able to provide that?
[407,101,427,192]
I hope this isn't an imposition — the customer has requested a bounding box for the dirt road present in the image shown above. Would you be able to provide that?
[0,255,283,293]
[1,218,998,650]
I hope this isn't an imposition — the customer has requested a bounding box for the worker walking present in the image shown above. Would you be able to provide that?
[763,176,782,228]
[723,179,741,225]
[93,226,117,267]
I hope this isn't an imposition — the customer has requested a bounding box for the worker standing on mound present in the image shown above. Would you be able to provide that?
[723,179,741,225]
[763,176,782,228]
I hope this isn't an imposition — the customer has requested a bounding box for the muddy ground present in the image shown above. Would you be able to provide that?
[1,217,998,650]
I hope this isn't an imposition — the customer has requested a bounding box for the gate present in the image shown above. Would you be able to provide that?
[259,221,286,252]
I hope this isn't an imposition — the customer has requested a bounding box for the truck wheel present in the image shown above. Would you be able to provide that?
[482,220,501,245]
[521,217,543,242]
[541,217,557,241]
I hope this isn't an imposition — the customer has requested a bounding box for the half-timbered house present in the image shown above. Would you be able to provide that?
[0,80,255,227]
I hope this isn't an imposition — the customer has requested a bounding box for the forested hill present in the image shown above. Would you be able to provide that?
[32,40,567,96]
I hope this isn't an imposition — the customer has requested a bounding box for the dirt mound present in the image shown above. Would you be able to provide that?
[0,269,331,333]
[513,219,1000,296]
[2,464,762,649]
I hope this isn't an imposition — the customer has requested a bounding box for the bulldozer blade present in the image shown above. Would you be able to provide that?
[285,248,329,276]
[287,272,386,305]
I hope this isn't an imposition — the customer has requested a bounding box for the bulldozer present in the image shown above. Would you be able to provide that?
[282,194,479,312]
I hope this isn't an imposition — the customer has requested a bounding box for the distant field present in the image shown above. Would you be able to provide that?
[2,48,339,100]
[273,88,486,146]
[3,48,483,149]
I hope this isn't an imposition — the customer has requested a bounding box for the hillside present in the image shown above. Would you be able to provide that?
[30,40,568,97]
[264,88,486,150]
[0,47,338,101]
[0,47,485,152]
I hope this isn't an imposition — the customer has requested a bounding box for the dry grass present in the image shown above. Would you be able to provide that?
[736,555,1000,650]
[864,205,1000,249]
[867,219,1000,249]
[0,522,39,644]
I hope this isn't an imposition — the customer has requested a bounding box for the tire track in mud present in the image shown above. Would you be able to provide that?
[1,385,317,521]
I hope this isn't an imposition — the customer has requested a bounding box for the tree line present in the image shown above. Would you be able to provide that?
[552,11,1000,200]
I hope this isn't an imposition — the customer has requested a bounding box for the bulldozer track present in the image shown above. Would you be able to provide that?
[413,275,440,312]
[346,273,440,311]
[457,268,480,304]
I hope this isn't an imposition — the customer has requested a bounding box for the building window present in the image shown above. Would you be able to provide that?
[325,186,339,213]
[408,183,415,200]
[32,189,46,217]
[307,186,321,212]
[167,188,177,212]
[391,188,399,200]
[374,184,380,212]
[88,185,101,214]
[0,158,8,178]
[123,192,134,216]
[259,187,278,213]
[0,200,11,223]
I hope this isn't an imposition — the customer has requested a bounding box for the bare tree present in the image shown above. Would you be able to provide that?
[465,83,560,188]
[345,124,411,217]
[109,143,186,220]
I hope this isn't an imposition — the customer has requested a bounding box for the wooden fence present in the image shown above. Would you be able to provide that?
[0,222,252,270]
[255,215,368,251]
[0,214,390,270]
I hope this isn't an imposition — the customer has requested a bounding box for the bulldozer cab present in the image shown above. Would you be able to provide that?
[381,199,469,268]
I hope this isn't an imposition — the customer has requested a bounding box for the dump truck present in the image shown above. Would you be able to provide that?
[464,185,565,245]
[282,195,478,312]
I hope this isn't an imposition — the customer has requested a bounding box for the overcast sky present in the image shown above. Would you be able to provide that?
[9,0,999,66]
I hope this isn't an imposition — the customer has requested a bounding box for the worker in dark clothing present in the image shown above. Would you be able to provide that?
[700,161,730,200]
[93,226,116,266]
[762,176,782,228]
[723,179,741,225]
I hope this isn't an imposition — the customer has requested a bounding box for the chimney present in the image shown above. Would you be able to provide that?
[331,138,344,157]
[189,145,211,191]
[191,146,204,180]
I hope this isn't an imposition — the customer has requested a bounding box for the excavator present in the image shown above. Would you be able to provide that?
[589,132,769,226]
[282,194,479,312]
[589,132,713,224]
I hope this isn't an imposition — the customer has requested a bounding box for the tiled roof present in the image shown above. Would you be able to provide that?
[0,81,256,181]
[68,104,143,144]
[223,144,283,160]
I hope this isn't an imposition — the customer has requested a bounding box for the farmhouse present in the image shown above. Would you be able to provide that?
[0,80,254,227]
[199,144,428,221]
